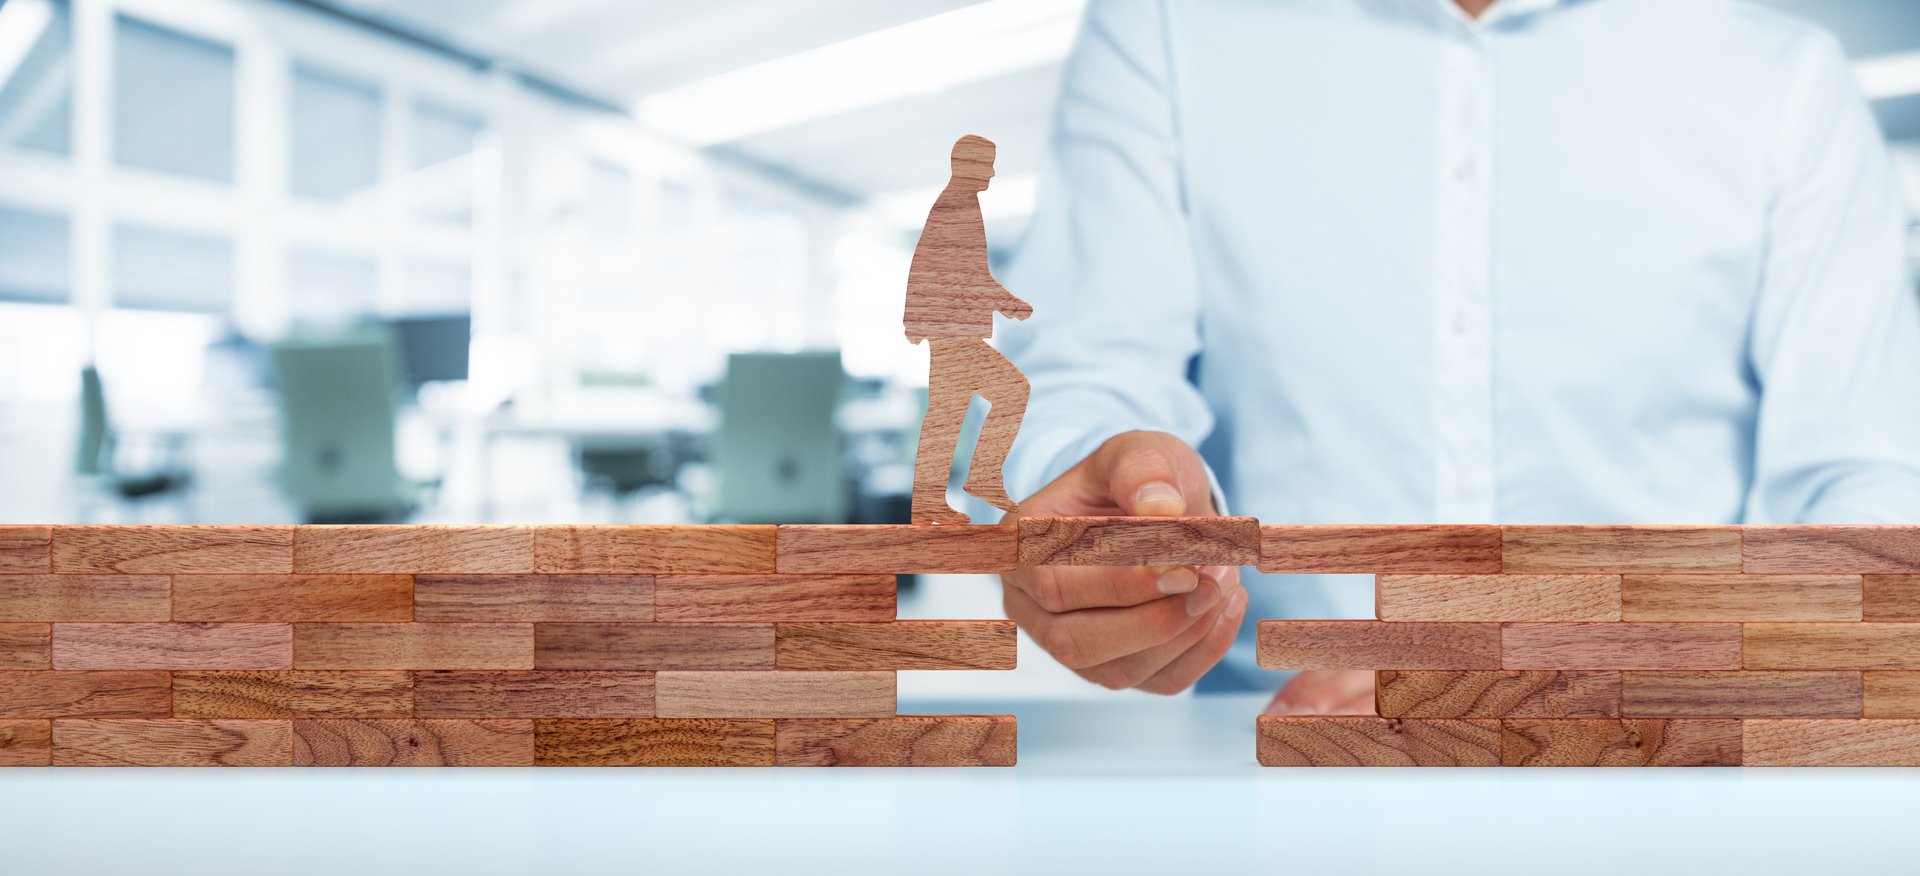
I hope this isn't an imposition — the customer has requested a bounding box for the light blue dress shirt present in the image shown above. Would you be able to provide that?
[994,0,1920,689]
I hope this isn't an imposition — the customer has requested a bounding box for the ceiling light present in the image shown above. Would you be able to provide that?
[1857,50,1920,101]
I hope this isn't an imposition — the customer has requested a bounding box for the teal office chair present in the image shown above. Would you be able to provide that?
[269,331,419,523]
[75,365,194,519]
[710,351,850,524]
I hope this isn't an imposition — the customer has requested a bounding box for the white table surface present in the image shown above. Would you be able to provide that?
[3,694,1916,874]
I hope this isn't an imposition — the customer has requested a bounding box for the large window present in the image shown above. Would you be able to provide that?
[113,15,233,182]
[0,205,69,303]
[410,98,481,227]
[112,224,232,313]
[289,248,378,323]
[0,0,73,155]
[290,63,382,200]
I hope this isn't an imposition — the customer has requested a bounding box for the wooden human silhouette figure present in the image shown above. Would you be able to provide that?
[906,134,1033,525]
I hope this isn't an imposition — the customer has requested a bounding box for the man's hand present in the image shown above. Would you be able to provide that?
[1265,669,1375,715]
[1001,431,1248,693]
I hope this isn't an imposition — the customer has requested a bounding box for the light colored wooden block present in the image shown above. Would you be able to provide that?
[293,719,534,766]
[1501,623,1741,670]
[776,715,1016,766]
[1500,718,1740,766]
[534,718,776,766]
[1621,671,1862,717]
[1620,573,1862,621]
[1375,670,1620,718]
[655,670,895,718]
[1376,574,1620,622]
[54,623,292,670]
[1864,575,1920,621]
[414,670,655,718]
[414,574,652,622]
[1744,719,1920,766]
[1744,623,1920,670]
[173,574,412,622]
[0,526,50,573]
[1256,717,1500,766]
[53,719,293,766]
[776,525,1016,574]
[534,525,775,574]
[654,574,895,622]
[0,719,49,765]
[293,526,532,574]
[0,574,169,622]
[294,623,532,669]
[1501,526,1742,573]
[533,622,773,670]
[0,624,49,670]
[775,621,1015,670]
[172,671,414,718]
[51,525,293,574]
[0,671,170,718]
[1865,672,1920,717]
[1745,526,1920,573]
[1257,621,1501,670]
[1017,517,1259,567]
[1258,525,1501,574]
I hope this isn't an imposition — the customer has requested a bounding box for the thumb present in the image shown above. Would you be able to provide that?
[1091,433,1193,517]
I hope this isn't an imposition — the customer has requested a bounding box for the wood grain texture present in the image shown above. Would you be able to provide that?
[1502,526,1742,573]
[1500,719,1740,766]
[654,574,894,622]
[1258,525,1501,574]
[534,718,775,766]
[0,623,50,670]
[293,719,534,766]
[1375,670,1621,719]
[1016,517,1259,567]
[293,526,532,574]
[414,670,655,718]
[1257,621,1501,670]
[534,525,775,574]
[414,574,652,622]
[53,719,293,766]
[774,621,1015,670]
[1745,526,1920,573]
[776,716,1016,766]
[0,526,50,573]
[1256,717,1501,766]
[1864,672,1920,717]
[51,525,293,573]
[294,623,533,669]
[0,574,169,621]
[172,671,413,718]
[1621,672,1862,718]
[1501,623,1741,670]
[534,622,773,670]
[54,623,292,670]
[0,719,49,765]
[776,525,1016,574]
[0,671,170,718]
[1865,575,1920,621]
[913,337,1030,524]
[172,574,412,622]
[654,670,895,718]
[1744,624,1920,670]
[1620,574,1862,622]
[1744,719,1920,766]
[1376,574,1620,622]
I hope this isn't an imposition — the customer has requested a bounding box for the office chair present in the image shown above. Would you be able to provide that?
[269,331,420,523]
[710,350,851,524]
[75,365,194,521]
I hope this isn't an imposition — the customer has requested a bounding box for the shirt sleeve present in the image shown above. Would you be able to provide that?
[1746,30,1920,523]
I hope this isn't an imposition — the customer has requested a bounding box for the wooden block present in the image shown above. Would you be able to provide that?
[414,574,652,622]
[51,525,293,573]
[173,574,413,622]
[1620,574,1862,621]
[1258,525,1501,574]
[655,671,894,718]
[1256,621,1500,670]
[293,526,532,574]
[1256,717,1500,766]
[0,526,51,573]
[1376,575,1620,622]
[0,720,50,765]
[0,671,171,718]
[0,624,50,670]
[775,621,1015,670]
[1502,526,1742,573]
[776,715,1016,766]
[1744,623,1920,670]
[293,719,534,766]
[535,718,774,766]
[1864,575,1920,621]
[654,574,894,622]
[1375,670,1621,718]
[172,671,413,718]
[1501,623,1741,670]
[1016,517,1259,567]
[1621,672,1862,717]
[1744,719,1920,766]
[1500,719,1740,766]
[776,525,1016,574]
[0,574,170,621]
[414,671,655,718]
[54,623,292,670]
[534,525,775,574]
[534,623,773,670]
[53,719,293,766]
[1745,526,1920,573]
[295,623,533,669]
[1864,672,1920,717]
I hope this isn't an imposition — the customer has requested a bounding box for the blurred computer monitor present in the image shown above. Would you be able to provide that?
[385,314,470,386]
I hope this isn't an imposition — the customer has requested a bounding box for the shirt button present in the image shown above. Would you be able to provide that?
[1454,157,1476,183]
[1451,311,1471,335]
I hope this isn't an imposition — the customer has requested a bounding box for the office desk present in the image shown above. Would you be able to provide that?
[465,394,718,520]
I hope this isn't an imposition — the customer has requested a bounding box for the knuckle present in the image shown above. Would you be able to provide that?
[1040,624,1087,668]
[1031,574,1072,613]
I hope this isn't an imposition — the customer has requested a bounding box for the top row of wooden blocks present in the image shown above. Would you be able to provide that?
[3,523,1918,576]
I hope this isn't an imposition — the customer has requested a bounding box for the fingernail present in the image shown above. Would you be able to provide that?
[1156,567,1198,595]
[1185,579,1221,617]
[1134,481,1183,513]
[1201,565,1233,584]
[1224,586,1248,619]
